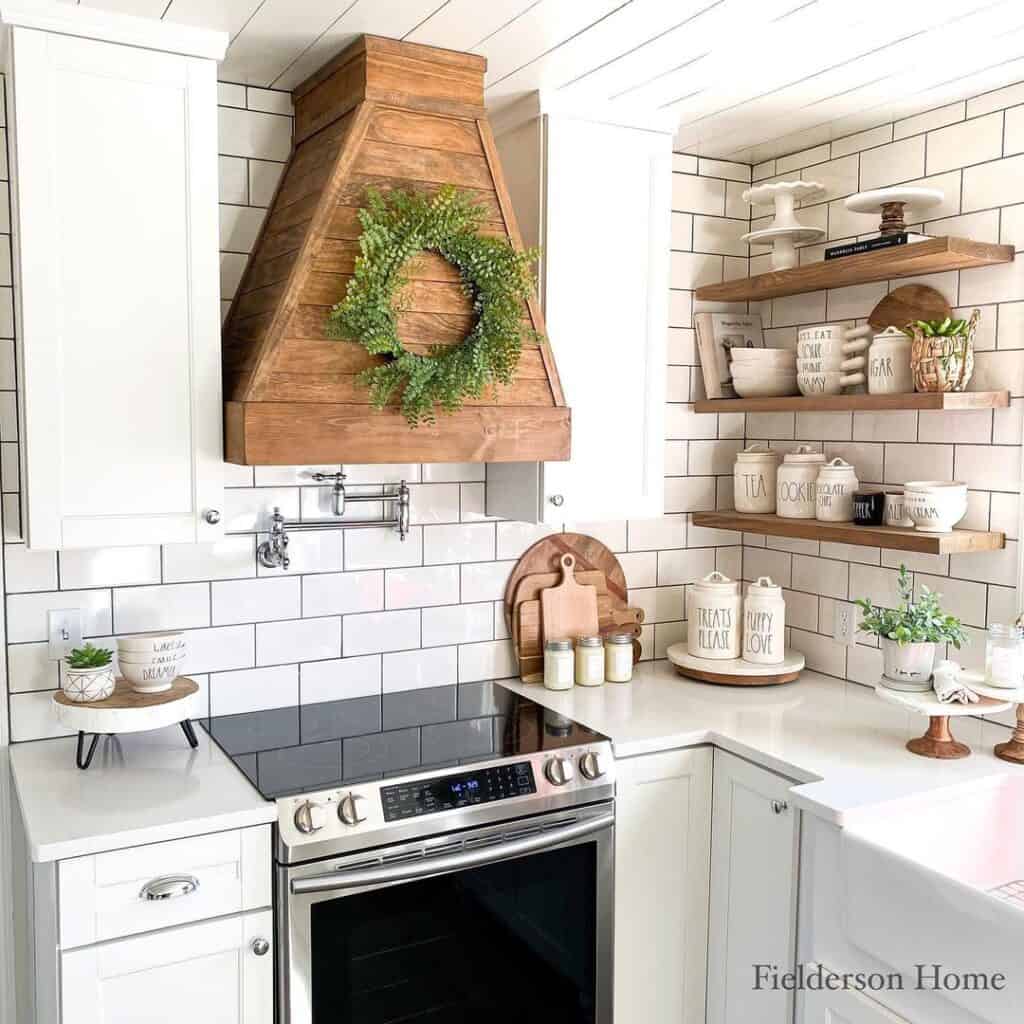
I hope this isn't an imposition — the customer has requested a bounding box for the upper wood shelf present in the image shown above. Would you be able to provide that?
[692,511,1004,555]
[694,236,1014,303]
[693,391,1009,414]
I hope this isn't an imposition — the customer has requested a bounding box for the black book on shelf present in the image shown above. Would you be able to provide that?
[824,233,909,260]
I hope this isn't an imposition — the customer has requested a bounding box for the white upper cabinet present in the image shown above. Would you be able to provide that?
[1,2,227,549]
[487,96,671,524]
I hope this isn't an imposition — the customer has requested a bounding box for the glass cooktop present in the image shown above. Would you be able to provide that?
[200,681,607,800]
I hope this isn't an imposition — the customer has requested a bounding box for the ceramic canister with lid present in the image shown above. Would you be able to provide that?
[742,576,786,665]
[867,326,914,395]
[686,570,742,660]
[815,457,859,522]
[734,445,779,514]
[776,445,826,519]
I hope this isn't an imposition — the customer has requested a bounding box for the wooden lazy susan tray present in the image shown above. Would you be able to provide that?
[668,644,805,686]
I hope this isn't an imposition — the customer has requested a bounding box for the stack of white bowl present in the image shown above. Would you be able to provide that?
[729,348,798,397]
[903,481,968,533]
[117,632,188,694]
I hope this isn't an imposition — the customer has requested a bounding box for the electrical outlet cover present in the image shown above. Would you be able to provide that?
[48,609,83,661]
[833,601,855,647]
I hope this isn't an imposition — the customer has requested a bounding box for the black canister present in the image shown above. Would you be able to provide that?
[852,488,885,525]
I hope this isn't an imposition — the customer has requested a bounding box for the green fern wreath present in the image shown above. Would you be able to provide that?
[325,185,541,426]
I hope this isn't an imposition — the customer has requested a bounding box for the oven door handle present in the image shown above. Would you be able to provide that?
[290,812,614,895]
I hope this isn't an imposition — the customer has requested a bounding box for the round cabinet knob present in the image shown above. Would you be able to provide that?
[578,751,607,781]
[203,509,221,525]
[544,756,576,787]
[293,800,326,835]
[338,792,368,826]
[251,937,270,957]
[548,494,565,507]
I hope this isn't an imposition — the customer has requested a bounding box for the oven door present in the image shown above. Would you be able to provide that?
[279,802,614,1024]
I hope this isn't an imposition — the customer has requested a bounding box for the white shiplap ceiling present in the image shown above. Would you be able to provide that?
[67,0,1024,161]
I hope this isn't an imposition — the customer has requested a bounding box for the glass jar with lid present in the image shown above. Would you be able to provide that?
[604,634,634,682]
[544,639,575,691]
[575,636,605,686]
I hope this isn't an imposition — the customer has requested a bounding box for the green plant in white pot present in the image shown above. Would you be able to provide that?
[854,565,967,692]
[62,643,116,703]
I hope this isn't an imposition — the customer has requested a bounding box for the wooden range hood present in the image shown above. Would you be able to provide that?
[222,35,570,466]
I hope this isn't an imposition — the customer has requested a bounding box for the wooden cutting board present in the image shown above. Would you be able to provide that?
[868,284,951,332]
[512,569,608,610]
[503,532,629,627]
[540,554,600,645]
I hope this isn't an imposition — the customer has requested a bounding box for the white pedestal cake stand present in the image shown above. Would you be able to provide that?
[53,676,200,769]
[875,681,1011,759]
[741,181,825,270]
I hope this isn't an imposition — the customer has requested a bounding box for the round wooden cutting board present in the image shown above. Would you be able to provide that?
[867,284,951,332]
[503,533,629,628]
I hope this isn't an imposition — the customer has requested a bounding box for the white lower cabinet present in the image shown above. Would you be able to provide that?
[800,983,912,1024]
[706,750,801,1024]
[613,746,712,1024]
[60,909,273,1024]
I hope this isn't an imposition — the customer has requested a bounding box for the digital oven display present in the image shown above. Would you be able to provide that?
[380,762,536,822]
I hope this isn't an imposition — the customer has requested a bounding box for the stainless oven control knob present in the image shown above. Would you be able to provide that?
[338,792,368,826]
[293,800,326,835]
[579,751,607,780]
[544,756,576,786]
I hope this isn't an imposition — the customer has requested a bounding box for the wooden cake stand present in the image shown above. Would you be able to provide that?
[667,644,805,686]
[53,676,200,769]
[875,683,1012,759]
[963,675,1024,764]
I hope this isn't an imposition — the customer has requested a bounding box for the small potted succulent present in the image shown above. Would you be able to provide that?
[904,310,979,392]
[854,565,967,692]
[62,643,116,703]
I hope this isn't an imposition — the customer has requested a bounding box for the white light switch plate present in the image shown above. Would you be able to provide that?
[48,609,82,661]
[833,601,856,647]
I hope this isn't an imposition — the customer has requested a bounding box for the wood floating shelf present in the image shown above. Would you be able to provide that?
[691,512,1005,555]
[694,237,1013,303]
[693,390,1009,414]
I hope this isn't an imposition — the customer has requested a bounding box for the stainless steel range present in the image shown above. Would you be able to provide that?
[202,681,615,1024]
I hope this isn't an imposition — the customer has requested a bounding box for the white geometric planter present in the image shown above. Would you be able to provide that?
[61,664,116,703]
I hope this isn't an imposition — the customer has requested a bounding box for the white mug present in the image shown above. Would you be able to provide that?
[796,324,871,363]
[797,356,868,374]
[798,370,866,395]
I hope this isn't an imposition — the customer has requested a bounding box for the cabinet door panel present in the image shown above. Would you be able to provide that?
[707,750,801,1024]
[800,984,911,1024]
[61,910,272,1024]
[9,29,223,548]
[614,747,712,1024]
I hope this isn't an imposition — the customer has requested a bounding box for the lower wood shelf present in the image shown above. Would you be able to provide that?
[693,391,1009,414]
[691,511,1005,554]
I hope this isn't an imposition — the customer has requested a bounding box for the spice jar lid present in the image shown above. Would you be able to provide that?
[605,634,634,645]
[577,635,603,647]
[545,639,573,651]
[783,444,826,464]
[737,443,779,463]
[746,575,782,597]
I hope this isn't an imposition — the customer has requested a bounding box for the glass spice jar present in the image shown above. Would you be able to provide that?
[575,636,605,686]
[985,623,1024,689]
[604,634,634,683]
[544,639,574,691]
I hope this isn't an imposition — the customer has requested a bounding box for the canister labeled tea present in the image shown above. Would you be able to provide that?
[734,445,779,514]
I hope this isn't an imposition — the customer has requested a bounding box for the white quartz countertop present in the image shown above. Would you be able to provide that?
[501,661,1024,825]
[9,726,275,862]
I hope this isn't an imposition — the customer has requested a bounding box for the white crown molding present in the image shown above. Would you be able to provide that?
[0,0,227,61]
[489,90,677,139]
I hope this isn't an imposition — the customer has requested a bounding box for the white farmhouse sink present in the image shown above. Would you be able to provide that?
[841,776,1024,1024]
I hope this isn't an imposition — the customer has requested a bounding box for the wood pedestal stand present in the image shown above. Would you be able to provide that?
[994,704,1024,764]
[906,715,970,759]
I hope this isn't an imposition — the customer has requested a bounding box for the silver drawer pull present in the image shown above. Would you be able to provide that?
[771,799,788,815]
[139,874,200,902]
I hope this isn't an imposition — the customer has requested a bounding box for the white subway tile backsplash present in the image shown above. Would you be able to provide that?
[6,589,112,644]
[343,609,420,656]
[163,537,255,583]
[495,522,556,561]
[458,640,516,683]
[257,529,343,576]
[345,525,423,570]
[210,664,298,716]
[257,616,341,666]
[894,101,964,140]
[963,154,1024,213]
[628,515,686,551]
[223,486,299,533]
[4,545,57,593]
[181,624,254,675]
[385,565,460,609]
[213,576,301,625]
[671,174,724,215]
[423,523,495,565]
[460,561,513,603]
[114,583,210,634]
[218,105,292,161]
[302,570,383,617]
[422,602,493,648]
[7,642,57,693]
[301,655,381,704]
[883,443,954,484]
[383,646,457,693]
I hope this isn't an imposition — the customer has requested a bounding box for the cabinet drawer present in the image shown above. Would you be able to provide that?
[59,826,270,948]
